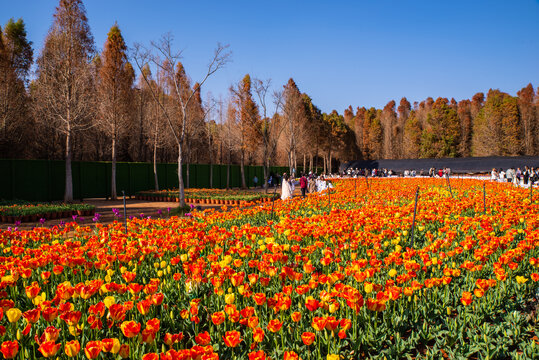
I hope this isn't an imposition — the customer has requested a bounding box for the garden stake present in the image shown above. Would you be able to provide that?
[446,174,453,198]
[270,184,277,221]
[483,181,487,215]
[122,190,127,233]
[410,186,420,248]
[328,180,331,209]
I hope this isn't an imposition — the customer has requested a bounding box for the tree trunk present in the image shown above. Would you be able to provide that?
[303,154,306,174]
[178,143,185,207]
[309,154,313,172]
[111,135,117,200]
[64,131,73,202]
[153,135,159,191]
[240,150,246,189]
[185,141,190,189]
[323,155,327,175]
[226,149,231,189]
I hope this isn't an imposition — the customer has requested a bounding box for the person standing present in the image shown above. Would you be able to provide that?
[299,173,308,198]
[281,173,293,200]
[308,174,316,194]
[253,175,258,188]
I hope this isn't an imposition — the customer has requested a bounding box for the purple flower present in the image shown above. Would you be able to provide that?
[128,216,134,220]
[157,209,163,215]
[112,208,122,218]
[189,204,195,210]
[7,227,12,232]
[78,217,85,222]
[39,218,46,225]
[92,213,101,222]
[167,207,171,214]
[139,213,144,218]
[185,212,192,217]
[59,221,65,227]
[72,214,78,221]
[14,220,21,226]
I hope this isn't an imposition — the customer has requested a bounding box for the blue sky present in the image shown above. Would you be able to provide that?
[2,0,539,113]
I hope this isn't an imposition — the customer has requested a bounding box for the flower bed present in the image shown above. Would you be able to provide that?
[136,188,279,205]
[0,202,95,223]
[0,179,538,359]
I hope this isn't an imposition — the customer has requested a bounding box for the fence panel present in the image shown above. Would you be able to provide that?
[1,159,304,201]
[0,160,13,200]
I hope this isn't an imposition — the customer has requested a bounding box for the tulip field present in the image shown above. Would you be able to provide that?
[0,178,538,360]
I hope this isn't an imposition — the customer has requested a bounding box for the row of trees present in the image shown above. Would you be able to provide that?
[344,86,539,160]
[2,0,539,202]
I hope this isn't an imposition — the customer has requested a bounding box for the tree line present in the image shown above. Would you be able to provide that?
[1,0,538,201]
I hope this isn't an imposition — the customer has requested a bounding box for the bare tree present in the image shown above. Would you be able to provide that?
[132,34,230,207]
[252,79,284,191]
[33,0,95,202]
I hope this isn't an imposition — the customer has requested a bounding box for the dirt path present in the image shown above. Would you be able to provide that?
[0,198,225,231]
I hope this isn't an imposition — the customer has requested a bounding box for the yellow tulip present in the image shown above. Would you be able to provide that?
[6,308,22,323]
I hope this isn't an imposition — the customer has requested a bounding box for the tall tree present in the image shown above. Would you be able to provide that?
[282,78,306,174]
[457,99,472,157]
[472,89,521,157]
[252,78,284,191]
[517,83,536,155]
[230,74,261,188]
[0,19,33,158]
[302,94,323,171]
[396,98,411,159]
[96,24,134,199]
[403,110,421,158]
[500,95,521,156]
[380,100,396,159]
[420,98,460,158]
[133,34,229,207]
[33,0,95,202]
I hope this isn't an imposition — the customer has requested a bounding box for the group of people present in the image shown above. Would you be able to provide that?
[280,172,333,200]
[490,167,538,186]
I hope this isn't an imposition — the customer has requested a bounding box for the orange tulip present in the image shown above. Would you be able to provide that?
[267,319,283,333]
[38,340,62,358]
[195,331,211,346]
[302,331,315,345]
[211,311,225,325]
[248,350,267,360]
[64,340,80,357]
[0,341,18,359]
[119,344,130,359]
[311,316,327,331]
[253,327,265,342]
[284,351,299,360]
[84,341,103,359]
[120,321,141,338]
[223,330,242,347]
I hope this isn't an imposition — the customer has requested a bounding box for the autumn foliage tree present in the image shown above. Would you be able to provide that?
[96,24,134,199]
[0,19,33,158]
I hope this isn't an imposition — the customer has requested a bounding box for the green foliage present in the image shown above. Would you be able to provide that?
[420,98,460,158]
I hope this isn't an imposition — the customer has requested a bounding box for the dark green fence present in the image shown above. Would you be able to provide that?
[0,159,306,201]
